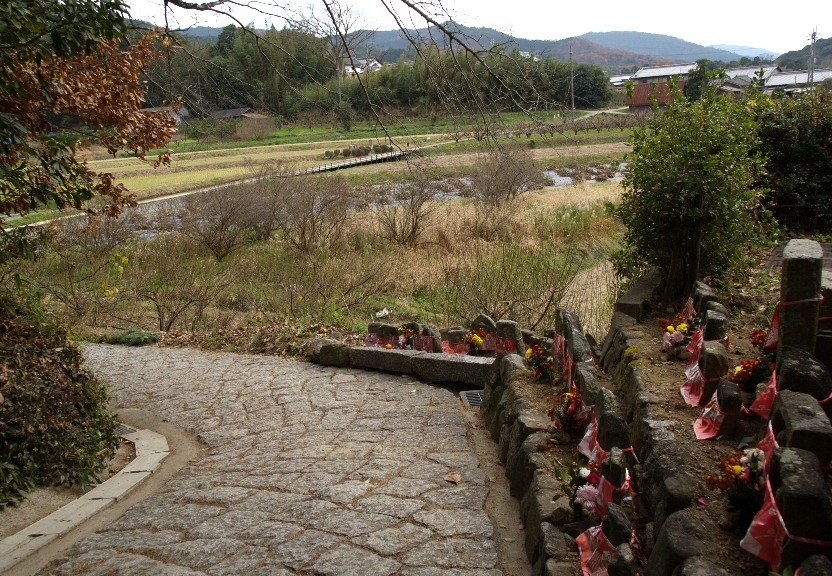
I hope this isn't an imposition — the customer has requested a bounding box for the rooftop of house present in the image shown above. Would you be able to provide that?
[210,107,253,119]
[766,68,832,87]
[723,65,779,80]
[631,63,698,80]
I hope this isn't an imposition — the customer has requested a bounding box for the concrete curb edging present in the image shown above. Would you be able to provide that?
[0,427,170,573]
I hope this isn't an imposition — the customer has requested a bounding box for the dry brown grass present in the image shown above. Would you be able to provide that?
[336,179,623,329]
[524,179,624,209]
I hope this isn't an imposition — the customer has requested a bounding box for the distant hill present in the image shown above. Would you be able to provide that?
[709,44,779,59]
[179,24,786,70]
[777,37,832,70]
[581,31,744,62]
[366,23,665,68]
[176,26,224,38]
[543,37,665,67]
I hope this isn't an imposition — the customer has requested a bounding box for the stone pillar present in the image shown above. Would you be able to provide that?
[699,342,730,406]
[770,390,832,467]
[778,239,823,361]
[769,447,832,571]
[470,313,497,333]
[421,324,442,353]
[601,448,628,506]
[817,270,832,373]
[496,319,525,354]
[715,380,742,436]
[702,310,728,342]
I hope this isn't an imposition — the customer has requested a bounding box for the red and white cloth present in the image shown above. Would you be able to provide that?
[577,525,617,576]
[693,390,741,440]
[750,370,777,419]
[680,327,705,406]
[578,414,607,466]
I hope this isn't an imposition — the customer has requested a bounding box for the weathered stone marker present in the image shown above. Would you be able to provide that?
[817,270,832,373]
[698,342,730,406]
[778,239,823,361]
[715,380,742,436]
[770,390,832,467]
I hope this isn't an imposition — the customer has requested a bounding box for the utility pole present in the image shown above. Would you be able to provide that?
[808,29,817,88]
[569,44,575,118]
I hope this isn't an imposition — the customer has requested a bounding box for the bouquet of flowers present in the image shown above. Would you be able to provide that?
[465,328,486,353]
[555,459,601,521]
[706,448,765,530]
[730,329,775,406]
[731,359,771,391]
[399,325,417,348]
[525,343,555,381]
[549,384,584,433]
[657,310,695,359]
[749,328,767,350]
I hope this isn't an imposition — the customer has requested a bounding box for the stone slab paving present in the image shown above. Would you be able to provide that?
[40,344,502,576]
[766,242,832,270]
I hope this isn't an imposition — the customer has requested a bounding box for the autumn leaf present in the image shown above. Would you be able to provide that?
[443,472,462,484]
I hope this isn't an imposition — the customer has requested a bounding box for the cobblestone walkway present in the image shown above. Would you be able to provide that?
[42,345,501,576]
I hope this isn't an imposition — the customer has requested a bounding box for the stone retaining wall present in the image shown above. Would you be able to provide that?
[307,239,832,575]
[600,239,832,574]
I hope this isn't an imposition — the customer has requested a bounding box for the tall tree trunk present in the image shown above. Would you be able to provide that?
[663,245,688,303]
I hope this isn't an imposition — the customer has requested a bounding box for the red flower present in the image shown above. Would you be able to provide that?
[749,329,767,350]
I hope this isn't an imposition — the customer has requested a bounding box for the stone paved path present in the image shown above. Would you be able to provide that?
[41,345,502,576]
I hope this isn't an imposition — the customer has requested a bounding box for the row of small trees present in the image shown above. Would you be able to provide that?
[323,144,395,158]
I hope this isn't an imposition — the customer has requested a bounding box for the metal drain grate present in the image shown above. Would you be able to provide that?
[460,390,484,407]
[114,422,137,436]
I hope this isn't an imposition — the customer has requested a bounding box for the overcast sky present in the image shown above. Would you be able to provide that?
[127,0,828,56]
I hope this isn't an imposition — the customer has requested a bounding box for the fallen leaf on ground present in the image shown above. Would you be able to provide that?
[444,472,462,483]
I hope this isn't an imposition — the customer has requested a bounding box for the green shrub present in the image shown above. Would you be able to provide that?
[106,328,158,346]
[0,289,118,507]
[756,92,832,232]
[612,83,765,301]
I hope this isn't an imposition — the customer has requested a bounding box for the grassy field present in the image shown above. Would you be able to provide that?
[6,111,632,227]
[77,130,631,204]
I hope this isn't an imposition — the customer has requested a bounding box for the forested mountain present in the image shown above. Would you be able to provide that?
[545,37,663,67]
[581,31,744,62]
[777,37,832,70]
